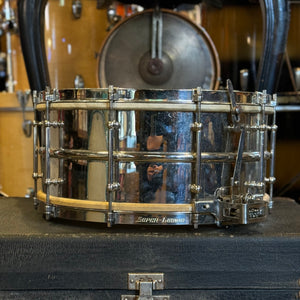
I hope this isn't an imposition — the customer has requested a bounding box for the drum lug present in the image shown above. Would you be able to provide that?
[121,273,170,300]
[106,212,115,228]
[44,204,58,221]
[72,0,82,19]
[193,199,220,228]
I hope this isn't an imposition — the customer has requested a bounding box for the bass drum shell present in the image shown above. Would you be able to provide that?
[97,9,220,89]
[0,93,33,196]
[44,0,108,88]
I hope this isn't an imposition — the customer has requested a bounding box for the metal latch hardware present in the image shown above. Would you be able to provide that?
[121,273,170,300]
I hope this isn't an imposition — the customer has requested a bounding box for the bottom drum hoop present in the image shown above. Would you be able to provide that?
[36,191,270,226]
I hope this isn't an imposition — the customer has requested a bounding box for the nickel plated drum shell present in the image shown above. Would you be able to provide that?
[33,87,277,228]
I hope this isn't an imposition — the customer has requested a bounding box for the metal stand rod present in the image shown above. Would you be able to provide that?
[4,0,14,92]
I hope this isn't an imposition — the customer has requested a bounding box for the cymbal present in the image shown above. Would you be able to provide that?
[97,9,220,89]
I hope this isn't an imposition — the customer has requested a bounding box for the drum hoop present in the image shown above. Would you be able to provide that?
[37,190,192,212]
[36,101,275,114]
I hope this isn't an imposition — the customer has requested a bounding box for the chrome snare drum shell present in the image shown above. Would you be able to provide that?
[33,87,277,227]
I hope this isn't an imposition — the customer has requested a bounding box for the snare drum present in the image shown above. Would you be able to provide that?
[33,87,276,227]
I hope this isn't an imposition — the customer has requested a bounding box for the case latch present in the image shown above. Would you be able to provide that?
[121,273,170,300]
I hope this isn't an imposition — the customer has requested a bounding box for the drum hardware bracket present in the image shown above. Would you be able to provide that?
[44,204,58,221]
[106,5,122,31]
[190,184,201,194]
[191,122,203,132]
[106,212,114,228]
[226,79,240,124]
[265,177,276,184]
[33,120,43,127]
[42,88,60,102]
[108,120,120,130]
[33,196,39,209]
[194,199,218,214]
[121,273,170,300]
[271,93,277,107]
[44,120,64,128]
[253,89,277,108]
[74,74,84,88]
[255,89,268,105]
[193,87,203,103]
[72,0,82,19]
[33,120,64,128]
[44,178,64,185]
[108,85,119,102]
[244,181,265,188]
[37,147,45,155]
[193,199,220,227]
[32,172,43,180]
[107,182,120,192]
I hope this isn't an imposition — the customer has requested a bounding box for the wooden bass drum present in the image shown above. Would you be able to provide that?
[44,0,108,88]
